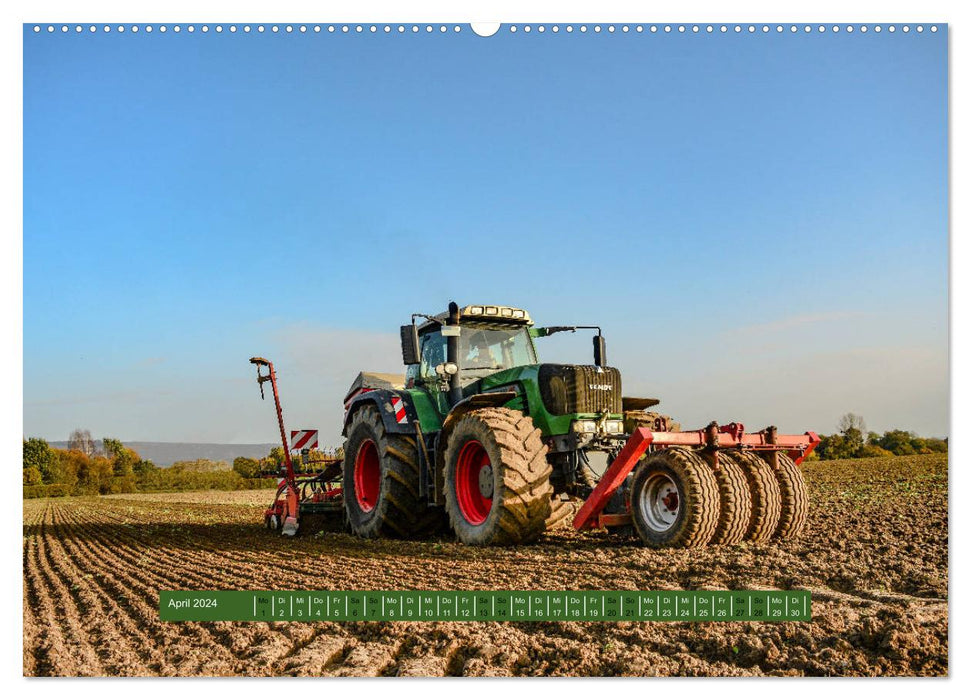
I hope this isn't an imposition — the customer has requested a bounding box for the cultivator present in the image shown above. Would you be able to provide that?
[249,302,819,548]
[250,358,343,536]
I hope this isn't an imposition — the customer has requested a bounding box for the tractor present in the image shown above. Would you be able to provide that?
[252,302,818,548]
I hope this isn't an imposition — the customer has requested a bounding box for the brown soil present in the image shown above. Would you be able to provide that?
[22,453,948,677]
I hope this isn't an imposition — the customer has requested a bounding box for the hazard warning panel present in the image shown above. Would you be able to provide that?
[290,430,318,451]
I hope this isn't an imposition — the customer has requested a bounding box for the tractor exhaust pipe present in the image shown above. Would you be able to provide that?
[446,301,462,406]
[593,333,607,367]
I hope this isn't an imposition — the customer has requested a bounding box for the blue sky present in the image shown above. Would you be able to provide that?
[23,25,948,444]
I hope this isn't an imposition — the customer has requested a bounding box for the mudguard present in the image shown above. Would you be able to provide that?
[342,389,418,436]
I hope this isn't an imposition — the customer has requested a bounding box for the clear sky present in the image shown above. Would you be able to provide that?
[23,24,948,446]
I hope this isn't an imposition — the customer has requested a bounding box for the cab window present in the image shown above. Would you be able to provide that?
[419,330,446,379]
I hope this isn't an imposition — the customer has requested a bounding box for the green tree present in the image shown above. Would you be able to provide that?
[267,446,286,467]
[233,456,262,478]
[23,438,59,484]
[133,458,158,477]
[817,433,853,460]
[102,437,124,458]
[876,430,918,456]
[103,437,139,477]
[265,446,303,470]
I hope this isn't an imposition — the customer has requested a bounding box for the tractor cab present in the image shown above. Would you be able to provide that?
[404,305,537,392]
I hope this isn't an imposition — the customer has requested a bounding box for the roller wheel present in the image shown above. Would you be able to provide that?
[706,452,753,546]
[732,450,782,543]
[443,408,552,545]
[630,447,720,548]
[762,452,810,540]
[342,405,443,539]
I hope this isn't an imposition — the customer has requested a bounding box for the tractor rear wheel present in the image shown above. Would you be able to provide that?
[706,452,753,546]
[630,447,720,548]
[342,405,441,539]
[545,495,577,532]
[443,408,553,545]
[763,452,809,540]
[732,450,782,543]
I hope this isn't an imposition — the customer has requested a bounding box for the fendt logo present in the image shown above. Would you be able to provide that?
[589,384,613,392]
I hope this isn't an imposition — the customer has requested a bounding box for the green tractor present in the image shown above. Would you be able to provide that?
[336,302,818,548]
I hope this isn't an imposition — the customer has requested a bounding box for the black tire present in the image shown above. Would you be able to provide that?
[443,408,552,545]
[545,495,577,531]
[732,450,782,543]
[706,452,753,546]
[342,405,441,539]
[630,447,720,548]
[762,452,809,540]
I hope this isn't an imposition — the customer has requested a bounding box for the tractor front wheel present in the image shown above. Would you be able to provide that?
[630,447,720,548]
[443,408,553,545]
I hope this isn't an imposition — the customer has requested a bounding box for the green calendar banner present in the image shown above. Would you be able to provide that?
[160,590,810,622]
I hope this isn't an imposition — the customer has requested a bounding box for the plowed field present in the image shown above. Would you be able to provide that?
[23,453,948,677]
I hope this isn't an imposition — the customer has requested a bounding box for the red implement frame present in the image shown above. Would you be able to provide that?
[572,423,820,531]
[250,357,300,534]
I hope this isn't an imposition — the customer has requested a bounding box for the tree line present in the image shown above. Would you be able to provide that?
[810,413,948,461]
[22,429,279,498]
[230,445,343,479]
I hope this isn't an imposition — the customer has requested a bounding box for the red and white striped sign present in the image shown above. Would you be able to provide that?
[391,396,408,424]
[290,429,319,451]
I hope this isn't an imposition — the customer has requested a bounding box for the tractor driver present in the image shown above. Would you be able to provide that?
[462,330,500,369]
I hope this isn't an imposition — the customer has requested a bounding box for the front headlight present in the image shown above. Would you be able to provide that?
[604,420,624,434]
[571,419,624,434]
[572,420,598,434]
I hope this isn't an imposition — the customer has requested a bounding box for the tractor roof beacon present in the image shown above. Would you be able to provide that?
[252,302,820,548]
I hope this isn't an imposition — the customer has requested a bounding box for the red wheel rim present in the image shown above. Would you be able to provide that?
[455,440,492,525]
[353,439,380,512]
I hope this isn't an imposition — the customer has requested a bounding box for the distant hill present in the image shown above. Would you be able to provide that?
[48,441,278,467]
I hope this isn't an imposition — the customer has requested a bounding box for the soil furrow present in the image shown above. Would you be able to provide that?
[52,503,245,675]
[31,503,105,675]
[51,503,181,675]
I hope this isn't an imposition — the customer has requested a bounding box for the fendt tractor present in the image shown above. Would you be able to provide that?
[251,302,819,548]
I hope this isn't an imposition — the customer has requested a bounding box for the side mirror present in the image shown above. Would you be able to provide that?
[400,324,420,365]
[593,334,607,367]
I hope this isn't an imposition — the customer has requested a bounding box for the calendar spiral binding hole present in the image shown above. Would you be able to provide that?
[31,23,942,36]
